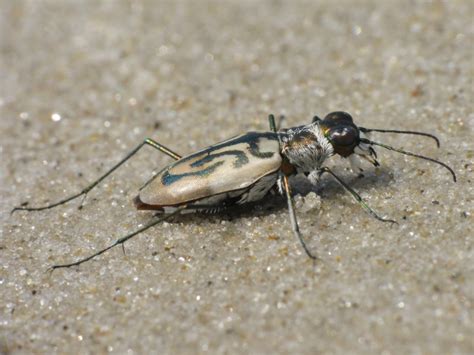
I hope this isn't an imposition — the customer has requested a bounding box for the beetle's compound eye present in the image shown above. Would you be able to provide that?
[324,111,354,124]
[320,112,359,157]
[328,126,358,147]
[328,126,359,157]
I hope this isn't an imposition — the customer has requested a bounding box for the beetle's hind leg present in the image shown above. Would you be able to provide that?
[50,206,186,270]
[12,138,182,214]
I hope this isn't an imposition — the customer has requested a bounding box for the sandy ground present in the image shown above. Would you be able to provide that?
[1,1,473,354]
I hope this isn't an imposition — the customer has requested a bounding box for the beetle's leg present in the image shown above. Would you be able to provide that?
[269,115,314,258]
[282,175,318,260]
[137,139,184,191]
[276,115,285,130]
[268,114,277,132]
[267,114,285,131]
[144,138,181,160]
[320,167,397,224]
[12,138,182,213]
[49,206,186,270]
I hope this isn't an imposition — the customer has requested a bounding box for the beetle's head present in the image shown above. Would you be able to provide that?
[311,111,456,182]
[313,111,359,157]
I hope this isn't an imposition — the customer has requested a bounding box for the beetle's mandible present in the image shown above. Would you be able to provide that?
[12,112,457,270]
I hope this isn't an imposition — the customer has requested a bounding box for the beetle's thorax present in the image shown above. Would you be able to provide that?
[279,123,334,174]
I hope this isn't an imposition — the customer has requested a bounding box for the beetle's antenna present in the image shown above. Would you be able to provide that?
[49,207,186,271]
[360,138,456,182]
[359,127,440,148]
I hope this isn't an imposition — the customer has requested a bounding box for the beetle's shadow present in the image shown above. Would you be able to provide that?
[165,167,395,224]
[294,166,395,200]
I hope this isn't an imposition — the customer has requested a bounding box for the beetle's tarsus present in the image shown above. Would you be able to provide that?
[378,217,398,225]
[295,227,318,260]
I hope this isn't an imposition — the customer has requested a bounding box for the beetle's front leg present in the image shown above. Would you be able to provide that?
[319,167,396,224]
[348,155,365,176]
[307,169,323,186]
[276,175,285,195]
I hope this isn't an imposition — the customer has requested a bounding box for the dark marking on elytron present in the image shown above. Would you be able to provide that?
[210,131,279,152]
[248,140,275,159]
[162,132,280,186]
[161,161,225,186]
[191,150,249,169]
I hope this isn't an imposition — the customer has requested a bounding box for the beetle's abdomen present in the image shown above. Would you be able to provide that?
[136,132,282,208]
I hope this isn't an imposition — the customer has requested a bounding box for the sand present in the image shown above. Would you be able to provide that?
[1,1,472,354]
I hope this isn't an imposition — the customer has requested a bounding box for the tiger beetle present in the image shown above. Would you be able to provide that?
[12,112,456,270]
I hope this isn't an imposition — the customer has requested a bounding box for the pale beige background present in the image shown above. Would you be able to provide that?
[1,1,473,354]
